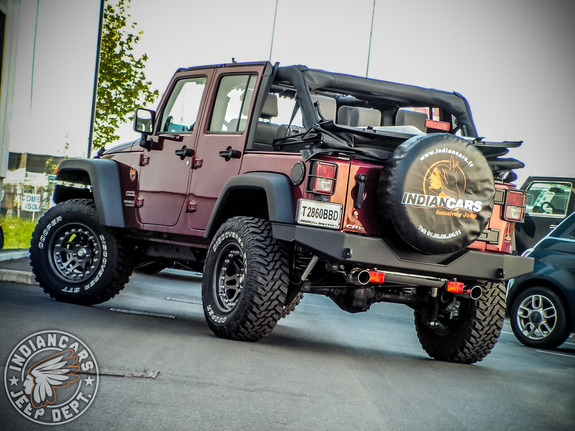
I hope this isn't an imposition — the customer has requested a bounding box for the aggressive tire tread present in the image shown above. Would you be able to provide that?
[30,199,133,305]
[414,281,505,363]
[202,217,289,341]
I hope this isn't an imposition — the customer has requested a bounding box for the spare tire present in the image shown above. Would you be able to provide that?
[379,133,495,254]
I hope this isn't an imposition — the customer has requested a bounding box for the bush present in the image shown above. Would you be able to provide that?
[0,217,38,249]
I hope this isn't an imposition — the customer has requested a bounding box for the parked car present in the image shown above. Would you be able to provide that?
[507,211,575,349]
[30,62,533,364]
[515,176,575,254]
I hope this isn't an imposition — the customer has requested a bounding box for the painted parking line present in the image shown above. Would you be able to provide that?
[535,350,575,359]
[108,307,176,319]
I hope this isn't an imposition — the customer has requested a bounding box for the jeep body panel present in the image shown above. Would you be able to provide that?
[205,172,296,238]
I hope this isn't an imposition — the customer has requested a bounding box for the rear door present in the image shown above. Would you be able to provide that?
[187,64,267,230]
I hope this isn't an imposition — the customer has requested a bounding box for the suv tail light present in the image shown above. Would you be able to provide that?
[308,161,337,195]
[446,280,465,294]
[503,190,526,222]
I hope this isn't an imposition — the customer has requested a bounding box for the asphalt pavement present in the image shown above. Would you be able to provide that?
[1,250,574,430]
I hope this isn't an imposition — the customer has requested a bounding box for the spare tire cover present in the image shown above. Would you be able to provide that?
[380,133,495,254]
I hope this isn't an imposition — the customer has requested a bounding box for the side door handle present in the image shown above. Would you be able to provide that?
[219,147,242,161]
[175,146,194,160]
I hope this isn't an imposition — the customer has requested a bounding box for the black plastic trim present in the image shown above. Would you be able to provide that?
[54,159,124,228]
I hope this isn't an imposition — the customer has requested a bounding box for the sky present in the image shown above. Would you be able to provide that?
[7,0,575,185]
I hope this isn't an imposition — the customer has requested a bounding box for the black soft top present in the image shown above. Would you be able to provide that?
[275,65,478,138]
[273,65,523,179]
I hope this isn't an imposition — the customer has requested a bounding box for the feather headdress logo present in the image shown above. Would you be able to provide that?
[4,330,99,425]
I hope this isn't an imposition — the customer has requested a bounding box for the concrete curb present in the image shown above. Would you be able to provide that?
[0,269,37,285]
[0,250,35,285]
[0,251,29,261]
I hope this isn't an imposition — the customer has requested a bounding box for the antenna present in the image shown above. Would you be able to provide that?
[269,0,279,61]
[366,0,376,77]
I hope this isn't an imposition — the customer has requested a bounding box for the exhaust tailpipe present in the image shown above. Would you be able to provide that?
[450,285,482,300]
[468,285,482,300]
[346,269,372,286]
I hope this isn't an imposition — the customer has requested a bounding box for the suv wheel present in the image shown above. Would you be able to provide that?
[30,199,134,305]
[414,281,505,363]
[510,286,570,349]
[202,217,289,341]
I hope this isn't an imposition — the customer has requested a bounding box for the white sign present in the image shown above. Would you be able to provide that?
[22,193,42,212]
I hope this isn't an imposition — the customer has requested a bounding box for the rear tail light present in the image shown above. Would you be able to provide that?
[446,280,465,294]
[368,270,385,284]
[308,161,337,195]
[503,190,526,222]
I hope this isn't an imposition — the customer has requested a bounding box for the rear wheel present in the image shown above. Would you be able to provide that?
[414,281,505,363]
[510,286,570,349]
[202,217,289,341]
[30,199,134,305]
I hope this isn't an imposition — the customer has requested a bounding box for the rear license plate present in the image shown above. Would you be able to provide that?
[296,199,342,229]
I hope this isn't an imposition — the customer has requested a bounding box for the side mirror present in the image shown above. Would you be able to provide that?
[134,108,155,134]
[134,108,155,150]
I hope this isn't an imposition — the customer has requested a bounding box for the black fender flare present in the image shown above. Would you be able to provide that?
[53,159,124,228]
[205,172,295,238]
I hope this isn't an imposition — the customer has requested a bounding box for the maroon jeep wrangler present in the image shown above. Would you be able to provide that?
[30,62,533,363]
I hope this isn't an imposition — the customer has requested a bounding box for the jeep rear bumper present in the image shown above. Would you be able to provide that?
[272,223,533,281]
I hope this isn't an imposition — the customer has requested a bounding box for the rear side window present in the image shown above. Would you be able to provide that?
[209,74,257,133]
[524,182,572,217]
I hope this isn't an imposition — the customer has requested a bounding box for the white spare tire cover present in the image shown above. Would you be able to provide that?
[380,134,495,254]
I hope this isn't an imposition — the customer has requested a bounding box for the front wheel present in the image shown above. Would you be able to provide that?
[414,281,506,363]
[30,199,134,305]
[509,286,570,349]
[202,217,289,341]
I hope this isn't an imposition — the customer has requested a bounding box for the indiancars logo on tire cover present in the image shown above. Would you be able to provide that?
[401,152,483,216]
[4,330,98,425]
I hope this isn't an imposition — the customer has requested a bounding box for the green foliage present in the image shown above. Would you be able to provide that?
[1,217,38,249]
[94,0,159,148]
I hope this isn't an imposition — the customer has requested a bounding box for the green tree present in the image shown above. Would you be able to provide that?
[94,0,159,148]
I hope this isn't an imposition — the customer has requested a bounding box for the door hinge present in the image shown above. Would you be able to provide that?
[135,196,144,208]
[140,154,150,166]
[192,156,203,169]
[186,200,198,213]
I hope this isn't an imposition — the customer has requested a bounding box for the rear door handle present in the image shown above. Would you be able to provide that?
[219,147,242,160]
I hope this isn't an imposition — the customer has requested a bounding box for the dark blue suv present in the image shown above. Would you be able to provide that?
[507,211,575,349]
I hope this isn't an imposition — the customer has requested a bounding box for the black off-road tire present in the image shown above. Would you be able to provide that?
[414,281,505,363]
[202,217,289,341]
[30,199,134,305]
[510,286,570,350]
[281,291,303,319]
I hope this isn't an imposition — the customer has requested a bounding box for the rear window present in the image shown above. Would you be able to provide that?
[524,182,572,217]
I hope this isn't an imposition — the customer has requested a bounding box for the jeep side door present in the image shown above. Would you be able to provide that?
[186,64,268,230]
[136,70,214,227]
